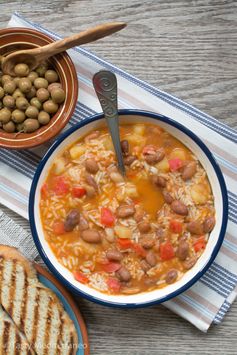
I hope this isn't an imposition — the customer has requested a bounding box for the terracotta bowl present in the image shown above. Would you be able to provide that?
[0,27,78,149]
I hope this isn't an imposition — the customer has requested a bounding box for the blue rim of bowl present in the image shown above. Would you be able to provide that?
[29,109,229,308]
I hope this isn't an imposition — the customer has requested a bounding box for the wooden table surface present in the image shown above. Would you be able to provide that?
[0,1,236,354]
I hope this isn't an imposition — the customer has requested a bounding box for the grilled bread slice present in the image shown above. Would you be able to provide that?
[0,245,78,355]
[0,305,34,355]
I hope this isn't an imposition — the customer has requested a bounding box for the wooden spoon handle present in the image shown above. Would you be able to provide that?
[35,22,126,61]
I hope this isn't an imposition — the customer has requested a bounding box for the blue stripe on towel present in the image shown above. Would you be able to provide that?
[213,300,231,324]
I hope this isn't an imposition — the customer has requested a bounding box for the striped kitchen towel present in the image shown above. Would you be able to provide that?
[0,12,237,332]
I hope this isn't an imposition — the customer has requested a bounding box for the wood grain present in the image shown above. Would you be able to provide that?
[0,1,237,354]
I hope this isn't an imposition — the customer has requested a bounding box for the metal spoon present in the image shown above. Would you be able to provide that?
[2,22,126,76]
[93,70,126,175]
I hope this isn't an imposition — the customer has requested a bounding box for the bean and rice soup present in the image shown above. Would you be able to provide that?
[40,123,215,295]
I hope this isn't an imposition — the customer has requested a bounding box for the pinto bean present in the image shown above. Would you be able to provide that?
[116,266,131,282]
[144,148,165,165]
[187,221,204,235]
[182,161,197,181]
[85,174,98,190]
[165,269,178,284]
[177,240,189,261]
[203,216,215,233]
[183,256,197,270]
[134,208,145,222]
[145,251,157,266]
[138,221,151,233]
[140,236,155,249]
[81,229,102,243]
[85,158,99,174]
[171,200,188,216]
[140,259,151,272]
[78,214,89,231]
[124,155,136,166]
[106,249,123,261]
[120,140,129,155]
[64,209,80,232]
[163,191,174,204]
[85,184,96,198]
[116,205,135,218]
[84,130,100,142]
[152,175,166,188]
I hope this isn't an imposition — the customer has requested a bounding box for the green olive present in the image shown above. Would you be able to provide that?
[51,88,65,104]
[3,80,16,95]
[30,97,42,110]
[14,63,30,77]
[48,82,62,93]
[0,86,4,99]
[16,122,24,132]
[1,74,12,85]
[18,78,32,93]
[23,118,40,133]
[43,100,58,114]
[36,62,48,77]
[38,111,50,125]
[44,69,58,83]
[3,95,15,109]
[16,97,29,110]
[12,88,25,100]
[34,77,48,89]
[25,86,36,100]
[28,71,38,83]
[36,88,50,102]
[11,109,26,123]
[13,77,21,87]
[3,120,15,133]
[25,105,39,118]
[0,107,11,123]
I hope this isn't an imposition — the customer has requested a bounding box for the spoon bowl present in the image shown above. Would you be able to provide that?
[2,51,37,76]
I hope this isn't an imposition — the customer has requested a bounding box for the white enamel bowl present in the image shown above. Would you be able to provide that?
[29,110,228,307]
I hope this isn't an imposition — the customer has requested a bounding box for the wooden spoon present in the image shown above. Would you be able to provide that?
[2,22,126,76]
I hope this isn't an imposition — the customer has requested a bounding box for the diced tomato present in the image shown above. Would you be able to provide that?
[132,198,141,205]
[133,243,147,257]
[168,158,183,172]
[53,221,65,235]
[40,183,48,199]
[72,186,86,198]
[126,170,137,179]
[73,271,89,284]
[117,238,133,249]
[170,220,183,234]
[102,262,121,273]
[101,207,115,227]
[160,241,175,260]
[107,277,121,292]
[52,176,69,195]
[193,237,206,252]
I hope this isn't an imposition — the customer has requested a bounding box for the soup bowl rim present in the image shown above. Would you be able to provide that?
[29,109,228,307]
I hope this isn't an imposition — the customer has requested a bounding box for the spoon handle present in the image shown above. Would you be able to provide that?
[93,70,126,176]
[36,22,126,61]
